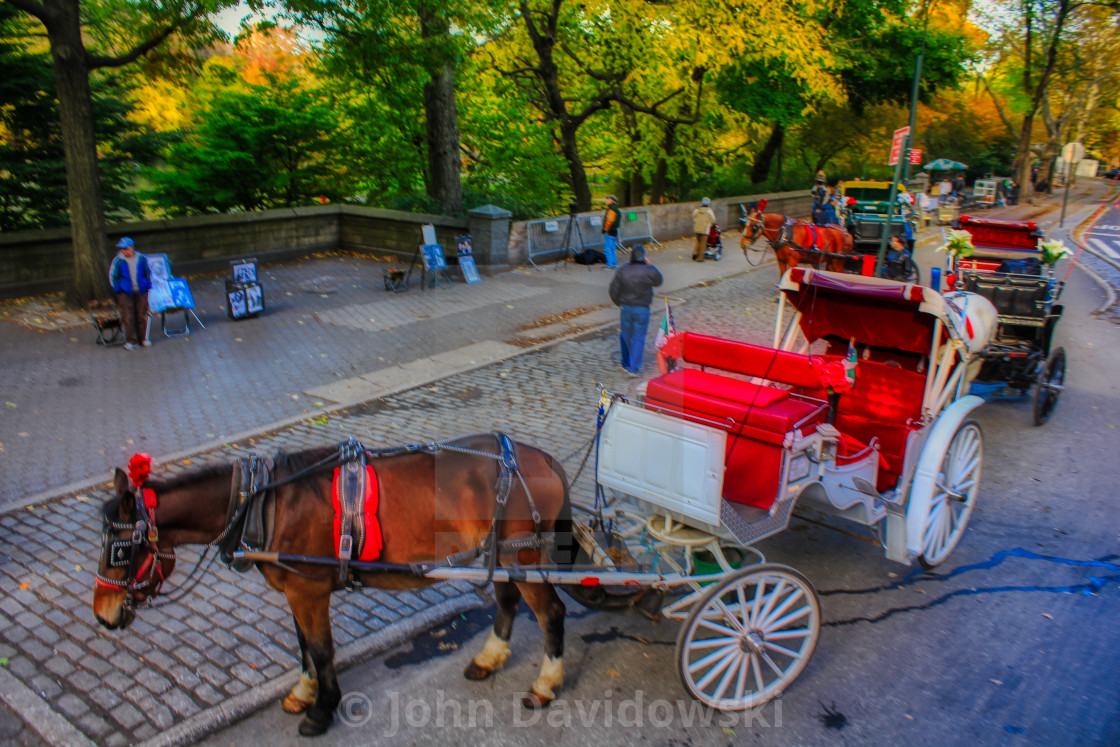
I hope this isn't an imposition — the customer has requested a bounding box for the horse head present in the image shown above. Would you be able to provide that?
[92,467,177,630]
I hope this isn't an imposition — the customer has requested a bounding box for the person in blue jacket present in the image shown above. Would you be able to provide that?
[108,237,152,349]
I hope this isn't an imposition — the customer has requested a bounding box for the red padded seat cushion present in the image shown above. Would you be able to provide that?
[646,371,824,438]
[679,333,825,389]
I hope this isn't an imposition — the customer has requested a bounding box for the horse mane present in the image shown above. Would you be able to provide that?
[145,463,231,492]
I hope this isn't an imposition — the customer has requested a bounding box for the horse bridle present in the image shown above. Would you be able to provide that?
[743,210,766,244]
[95,491,173,612]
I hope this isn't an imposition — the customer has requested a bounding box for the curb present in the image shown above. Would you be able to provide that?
[136,593,487,747]
[0,668,96,747]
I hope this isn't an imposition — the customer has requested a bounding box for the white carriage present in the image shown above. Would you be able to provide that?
[579,268,998,710]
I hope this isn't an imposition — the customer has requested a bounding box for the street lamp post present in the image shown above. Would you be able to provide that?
[875,17,928,275]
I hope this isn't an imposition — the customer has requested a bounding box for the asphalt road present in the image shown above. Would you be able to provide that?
[204,202,1120,746]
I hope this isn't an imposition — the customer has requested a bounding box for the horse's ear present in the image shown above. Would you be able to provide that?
[113,468,130,498]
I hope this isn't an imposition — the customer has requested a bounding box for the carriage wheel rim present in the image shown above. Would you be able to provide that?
[1033,348,1065,425]
[678,565,820,710]
[921,422,982,566]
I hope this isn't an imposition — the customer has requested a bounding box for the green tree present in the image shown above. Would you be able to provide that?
[149,67,349,213]
[1,0,233,304]
[0,5,162,230]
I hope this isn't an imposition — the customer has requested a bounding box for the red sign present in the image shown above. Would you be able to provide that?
[909,148,923,165]
[888,127,911,166]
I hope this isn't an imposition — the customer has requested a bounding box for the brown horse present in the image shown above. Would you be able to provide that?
[740,199,855,279]
[92,435,575,737]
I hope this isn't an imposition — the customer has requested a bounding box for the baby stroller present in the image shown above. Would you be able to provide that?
[704,223,723,261]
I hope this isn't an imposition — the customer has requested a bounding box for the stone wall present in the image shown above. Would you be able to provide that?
[0,205,469,299]
[0,192,807,298]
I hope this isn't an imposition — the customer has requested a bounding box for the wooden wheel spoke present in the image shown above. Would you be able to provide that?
[711,652,743,702]
[694,647,739,690]
[762,640,801,659]
[762,605,811,633]
[688,643,740,675]
[757,587,805,631]
[687,635,739,650]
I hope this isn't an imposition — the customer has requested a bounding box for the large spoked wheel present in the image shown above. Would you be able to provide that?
[1033,347,1066,426]
[677,564,820,711]
[918,419,983,569]
[740,235,766,266]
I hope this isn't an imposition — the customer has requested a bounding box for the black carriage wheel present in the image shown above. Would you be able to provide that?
[903,255,921,284]
[1033,347,1066,426]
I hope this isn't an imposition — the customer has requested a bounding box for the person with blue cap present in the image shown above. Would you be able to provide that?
[108,237,152,349]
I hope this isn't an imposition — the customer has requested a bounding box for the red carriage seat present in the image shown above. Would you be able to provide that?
[645,333,828,511]
[796,353,927,492]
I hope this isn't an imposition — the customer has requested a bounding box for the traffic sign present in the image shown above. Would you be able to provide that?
[909,148,923,165]
[888,127,910,166]
[1061,142,1085,163]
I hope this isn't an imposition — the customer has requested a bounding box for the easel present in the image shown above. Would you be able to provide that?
[403,244,452,290]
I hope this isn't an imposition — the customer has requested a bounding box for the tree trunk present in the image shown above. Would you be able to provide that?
[46,0,110,305]
[422,63,463,214]
[628,172,645,206]
[558,120,592,210]
[650,124,676,205]
[750,122,785,184]
[418,11,462,215]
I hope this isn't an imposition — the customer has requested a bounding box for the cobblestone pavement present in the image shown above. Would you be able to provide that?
[0,243,731,511]
[0,186,1112,745]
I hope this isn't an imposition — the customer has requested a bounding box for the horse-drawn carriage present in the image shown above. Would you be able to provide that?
[943,215,1067,425]
[93,270,1001,734]
[739,191,918,283]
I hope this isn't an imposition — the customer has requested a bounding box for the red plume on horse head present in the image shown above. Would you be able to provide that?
[128,453,151,488]
[757,199,768,212]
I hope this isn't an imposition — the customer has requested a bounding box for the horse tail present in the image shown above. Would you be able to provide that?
[541,451,577,568]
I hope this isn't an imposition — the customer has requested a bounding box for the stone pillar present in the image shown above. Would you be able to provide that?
[467,205,512,275]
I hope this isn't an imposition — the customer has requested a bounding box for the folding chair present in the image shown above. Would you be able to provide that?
[90,302,124,347]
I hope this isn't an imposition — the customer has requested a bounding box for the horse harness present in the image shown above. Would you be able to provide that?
[215,433,549,585]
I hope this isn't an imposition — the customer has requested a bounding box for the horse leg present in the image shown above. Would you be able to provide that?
[516,582,566,709]
[287,590,340,737]
[464,581,520,680]
[282,618,318,714]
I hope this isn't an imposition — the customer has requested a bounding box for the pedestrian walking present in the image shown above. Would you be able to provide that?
[108,237,152,350]
[609,244,663,376]
[602,195,621,268]
[691,197,716,261]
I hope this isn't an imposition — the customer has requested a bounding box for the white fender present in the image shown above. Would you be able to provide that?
[903,395,985,562]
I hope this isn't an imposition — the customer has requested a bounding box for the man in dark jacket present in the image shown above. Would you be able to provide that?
[108,237,152,350]
[609,244,663,376]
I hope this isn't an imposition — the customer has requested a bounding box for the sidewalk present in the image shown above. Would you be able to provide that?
[0,186,1112,746]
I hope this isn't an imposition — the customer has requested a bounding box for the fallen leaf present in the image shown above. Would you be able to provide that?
[723,728,737,738]
[181,459,193,466]
[606,669,621,677]
[0,658,8,667]
[990,679,1003,686]
[905,714,914,720]
[74,565,82,572]
[19,582,30,590]
[1042,613,1053,620]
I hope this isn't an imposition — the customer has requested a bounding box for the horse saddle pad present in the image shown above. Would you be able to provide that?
[332,464,383,562]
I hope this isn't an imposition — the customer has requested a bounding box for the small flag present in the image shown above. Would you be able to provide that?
[655,299,676,351]
[844,339,858,388]
[655,301,678,374]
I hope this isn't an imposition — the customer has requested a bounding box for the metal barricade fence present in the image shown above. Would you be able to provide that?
[618,209,662,249]
[526,209,663,269]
